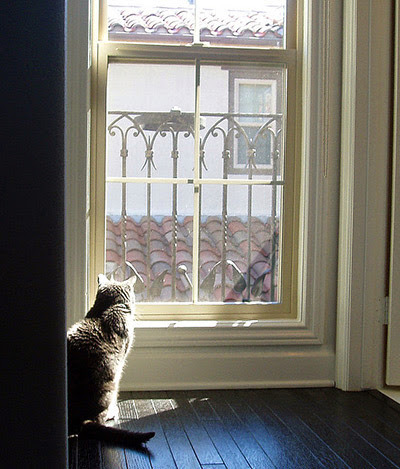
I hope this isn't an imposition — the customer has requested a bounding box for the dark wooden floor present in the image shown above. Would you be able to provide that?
[68,388,400,469]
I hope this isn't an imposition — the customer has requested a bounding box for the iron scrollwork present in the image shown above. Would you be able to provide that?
[107,109,282,302]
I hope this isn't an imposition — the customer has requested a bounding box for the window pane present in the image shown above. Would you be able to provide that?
[200,64,286,179]
[108,1,286,48]
[106,182,194,302]
[106,61,284,306]
[199,184,281,303]
[107,62,196,180]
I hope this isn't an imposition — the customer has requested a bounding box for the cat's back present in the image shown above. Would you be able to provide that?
[68,317,103,354]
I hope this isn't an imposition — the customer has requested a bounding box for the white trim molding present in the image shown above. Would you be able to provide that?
[336,0,392,390]
[122,346,335,391]
[66,0,342,390]
[133,317,323,349]
[65,0,91,328]
[386,0,400,386]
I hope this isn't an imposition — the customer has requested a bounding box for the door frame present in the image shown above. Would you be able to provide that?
[66,0,395,391]
[386,0,400,386]
[336,0,393,391]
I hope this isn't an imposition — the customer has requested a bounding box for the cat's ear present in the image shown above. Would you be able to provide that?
[97,274,109,286]
[126,275,137,289]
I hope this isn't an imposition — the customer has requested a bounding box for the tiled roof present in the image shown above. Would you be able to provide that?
[108,6,284,46]
[106,215,279,302]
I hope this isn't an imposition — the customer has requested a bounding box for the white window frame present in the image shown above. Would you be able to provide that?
[96,49,296,320]
[91,1,299,321]
[66,0,347,389]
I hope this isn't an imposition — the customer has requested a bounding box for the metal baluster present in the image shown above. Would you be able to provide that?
[120,142,128,280]
[270,126,280,302]
[221,147,230,301]
[146,141,152,300]
[198,147,203,301]
[108,110,283,304]
[171,133,179,301]
[121,149,128,280]
[246,148,255,302]
[200,115,229,302]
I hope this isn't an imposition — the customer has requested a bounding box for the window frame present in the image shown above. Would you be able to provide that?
[91,9,300,319]
[68,0,397,391]
[65,0,343,354]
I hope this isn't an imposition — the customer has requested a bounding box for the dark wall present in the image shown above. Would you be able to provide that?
[0,1,66,467]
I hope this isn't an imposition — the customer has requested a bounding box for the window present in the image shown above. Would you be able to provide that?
[228,67,284,175]
[92,0,299,320]
[236,80,276,168]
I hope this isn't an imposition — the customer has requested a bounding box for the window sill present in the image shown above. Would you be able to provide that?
[133,317,323,348]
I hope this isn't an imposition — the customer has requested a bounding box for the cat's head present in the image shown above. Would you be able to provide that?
[95,274,136,311]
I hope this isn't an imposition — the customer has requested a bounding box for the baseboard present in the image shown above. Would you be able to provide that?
[121,346,335,391]
[120,380,335,391]
[371,388,400,412]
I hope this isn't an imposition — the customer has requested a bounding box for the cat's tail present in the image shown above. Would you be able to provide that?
[79,420,155,448]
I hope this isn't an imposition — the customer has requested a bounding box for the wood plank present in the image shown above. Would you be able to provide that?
[332,389,400,438]
[100,415,128,469]
[294,389,398,469]
[298,389,400,468]
[117,408,153,468]
[317,389,400,467]
[200,419,252,468]
[77,439,102,469]
[68,437,78,469]
[101,443,127,469]
[123,446,153,469]
[270,388,375,469]
[350,404,400,448]
[201,465,227,469]
[224,389,323,469]
[153,394,202,469]
[97,389,400,469]
[95,399,152,469]
[289,390,376,469]
[206,390,276,469]
[134,394,177,469]
[348,391,400,433]
[118,398,137,420]
[168,391,223,466]
[249,389,349,469]
[185,391,220,421]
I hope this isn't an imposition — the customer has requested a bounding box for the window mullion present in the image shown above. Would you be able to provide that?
[192,59,201,303]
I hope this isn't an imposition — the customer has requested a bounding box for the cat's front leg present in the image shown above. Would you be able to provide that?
[105,398,119,421]
[96,403,119,424]
[106,404,119,421]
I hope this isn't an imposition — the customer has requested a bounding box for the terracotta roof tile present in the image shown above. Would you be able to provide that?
[199,249,220,265]
[129,259,146,276]
[203,219,223,236]
[106,250,121,264]
[176,249,192,265]
[151,261,171,277]
[108,6,284,46]
[106,214,278,302]
[127,246,146,261]
[228,219,247,235]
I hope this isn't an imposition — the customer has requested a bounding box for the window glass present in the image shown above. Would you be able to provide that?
[106,61,284,304]
[107,0,286,48]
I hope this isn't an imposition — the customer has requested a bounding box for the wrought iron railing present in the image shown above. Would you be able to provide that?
[106,109,282,303]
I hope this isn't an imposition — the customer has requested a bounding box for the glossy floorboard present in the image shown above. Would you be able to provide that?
[68,388,400,469]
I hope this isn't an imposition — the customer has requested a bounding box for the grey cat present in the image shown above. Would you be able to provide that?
[67,274,155,447]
